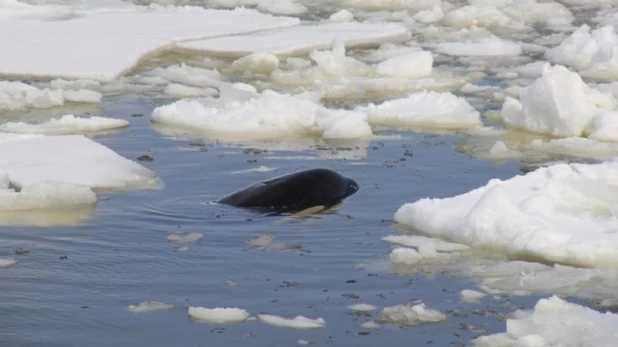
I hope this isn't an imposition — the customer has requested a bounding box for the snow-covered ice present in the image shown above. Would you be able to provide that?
[178,22,411,58]
[258,314,326,329]
[501,64,617,138]
[0,115,128,135]
[394,160,618,268]
[0,134,160,190]
[460,289,487,303]
[188,307,250,323]
[356,92,481,130]
[348,303,377,312]
[128,301,174,313]
[0,81,101,112]
[152,87,373,141]
[0,5,299,80]
[474,296,618,347]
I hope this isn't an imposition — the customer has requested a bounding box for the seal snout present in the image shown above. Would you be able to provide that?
[347,179,359,195]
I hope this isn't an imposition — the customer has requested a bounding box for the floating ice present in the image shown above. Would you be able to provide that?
[378,303,446,326]
[258,314,326,329]
[361,321,380,329]
[383,235,470,252]
[188,307,250,323]
[0,81,101,112]
[376,51,433,78]
[443,5,511,28]
[394,160,618,268]
[432,36,522,57]
[501,64,617,137]
[459,289,487,303]
[474,296,618,347]
[178,22,410,57]
[128,301,174,313]
[329,9,354,22]
[0,180,96,211]
[151,87,372,141]
[0,134,160,190]
[232,166,277,174]
[167,232,203,243]
[348,303,377,312]
[0,6,299,80]
[356,91,481,130]
[0,115,128,135]
[230,53,280,75]
[0,258,18,268]
[545,25,618,81]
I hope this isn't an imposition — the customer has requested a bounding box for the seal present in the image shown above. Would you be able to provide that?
[217,168,359,213]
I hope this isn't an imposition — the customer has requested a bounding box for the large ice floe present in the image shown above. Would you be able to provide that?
[178,22,410,57]
[394,160,618,268]
[0,115,129,135]
[474,296,618,347]
[0,1,299,80]
[500,64,618,139]
[0,134,160,191]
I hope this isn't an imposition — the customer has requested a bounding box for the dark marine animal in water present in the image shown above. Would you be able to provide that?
[217,168,359,213]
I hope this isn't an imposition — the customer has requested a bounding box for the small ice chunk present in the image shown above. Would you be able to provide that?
[589,111,618,142]
[230,52,280,74]
[164,84,219,98]
[376,51,433,78]
[329,9,354,22]
[378,303,447,326]
[361,321,380,329]
[167,232,203,243]
[248,232,276,248]
[348,303,377,312]
[383,235,469,252]
[0,258,17,268]
[188,307,250,323]
[433,36,522,57]
[232,166,277,174]
[258,314,326,329]
[128,301,174,313]
[460,289,487,303]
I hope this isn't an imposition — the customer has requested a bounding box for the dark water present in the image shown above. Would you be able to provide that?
[0,96,544,346]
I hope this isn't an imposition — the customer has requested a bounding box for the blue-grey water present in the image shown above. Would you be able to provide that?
[0,95,545,346]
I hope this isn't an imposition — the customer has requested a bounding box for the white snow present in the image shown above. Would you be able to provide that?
[151,87,373,141]
[545,25,618,81]
[501,64,617,137]
[0,134,160,190]
[1,6,299,80]
[0,81,101,112]
[258,314,326,329]
[178,22,410,57]
[348,303,378,312]
[474,296,618,347]
[167,232,203,243]
[394,160,618,268]
[378,303,447,326]
[128,301,174,313]
[0,258,18,268]
[0,115,128,135]
[460,289,487,303]
[188,307,250,323]
[356,92,481,130]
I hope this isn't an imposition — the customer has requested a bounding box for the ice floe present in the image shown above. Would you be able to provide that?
[394,160,618,268]
[459,289,487,303]
[179,22,410,58]
[0,258,18,268]
[356,91,481,130]
[167,232,203,243]
[0,115,128,135]
[545,25,618,81]
[348,303,377,312]
[501,64,617,138]
[258,314,326,329]
[151,86,372,141]
[0,134,160,190]
[0,5,299,80]
[128,301,174,313]
[378,303,446,326]
[474,296,618,347]
[0,81,101,112]
[188,307,250,323]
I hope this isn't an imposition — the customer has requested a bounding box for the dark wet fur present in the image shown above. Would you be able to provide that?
[217,168,359,213]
